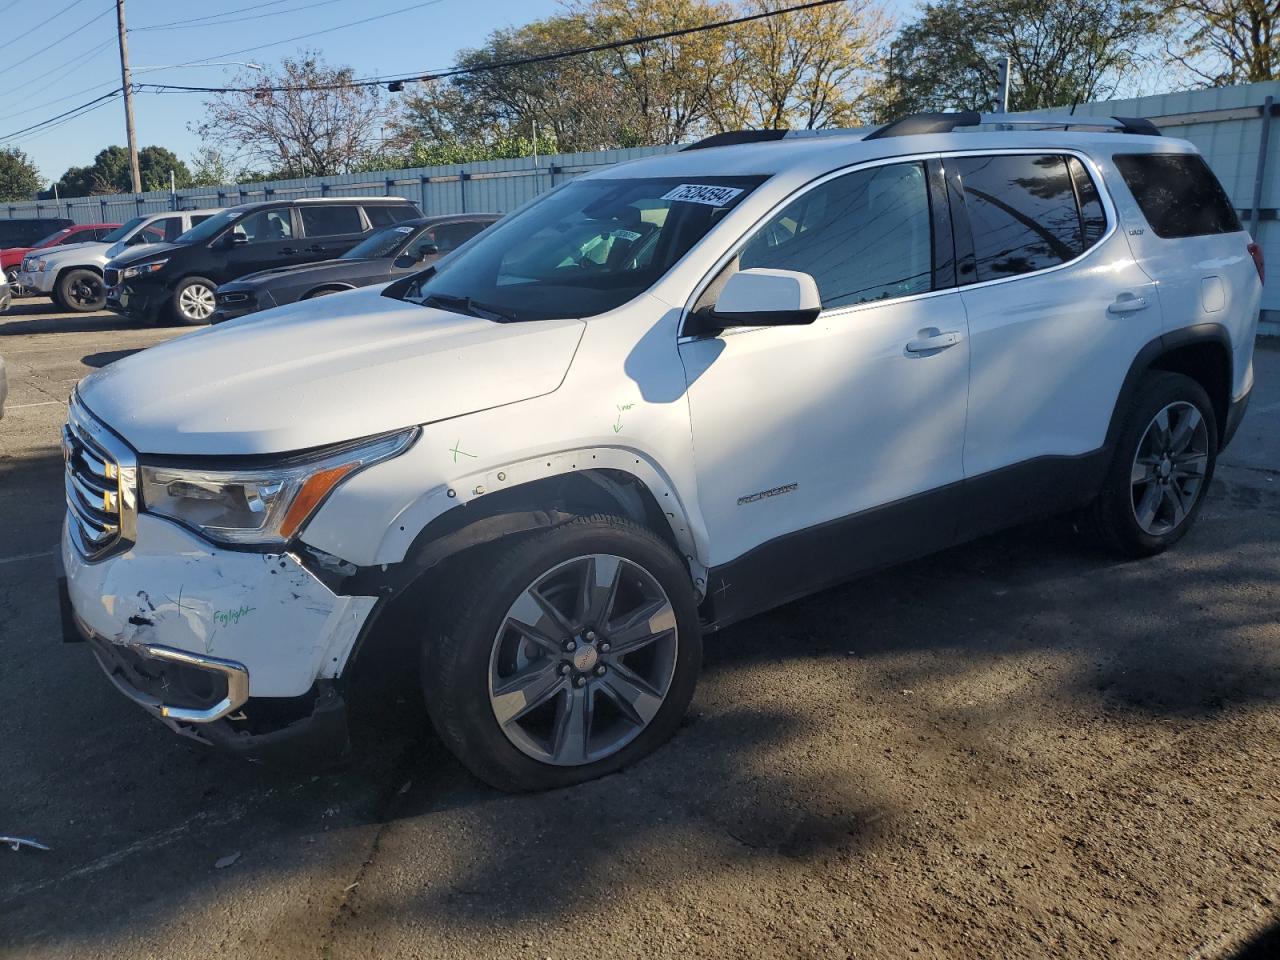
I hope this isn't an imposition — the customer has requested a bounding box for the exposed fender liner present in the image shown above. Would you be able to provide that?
[1104,322,1233,450]
[315,467,708,678]
[305,283,357,297]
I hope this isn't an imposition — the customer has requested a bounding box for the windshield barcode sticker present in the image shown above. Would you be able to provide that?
[661,184,744,207]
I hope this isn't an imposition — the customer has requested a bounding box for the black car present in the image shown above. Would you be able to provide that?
[0,217,73,248]
[210,214,499,324]
[105,197,421,325]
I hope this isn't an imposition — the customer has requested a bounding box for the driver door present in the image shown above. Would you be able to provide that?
[678,159,971,621]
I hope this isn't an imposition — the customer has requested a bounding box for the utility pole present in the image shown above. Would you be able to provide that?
[994,56,1011,114]
[115,0,142,194]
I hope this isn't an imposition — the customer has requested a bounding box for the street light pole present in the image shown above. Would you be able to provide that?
[115,0,141,194]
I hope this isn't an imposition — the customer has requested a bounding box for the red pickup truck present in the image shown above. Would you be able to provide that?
[2,222,120,293]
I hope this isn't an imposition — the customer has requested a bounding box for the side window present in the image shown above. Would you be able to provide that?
[234,209,293,243]
[365,205,413,228]
[190,214,213,228]
[159,217,184,241]
[1067,157,1107,248]
[434,220,488,252]
[954,154,1087,281]
[1112,153,1241,238]
[93,226,115,241]
[139,221,167,243]
[300,204,363,237]
[737,161,934,309]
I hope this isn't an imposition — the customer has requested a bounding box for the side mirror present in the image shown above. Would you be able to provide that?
[709,268,821,328]
[229,233,249,246]
[416,243,439,262]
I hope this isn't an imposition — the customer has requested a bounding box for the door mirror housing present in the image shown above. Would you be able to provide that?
[415,242,439,262]
[708,268,821,328]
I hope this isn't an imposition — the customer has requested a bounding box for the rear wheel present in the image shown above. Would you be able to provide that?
[1082,371,1217,557]
[422,515,702,792]
[171,276,217,325]
[56,269,106,312]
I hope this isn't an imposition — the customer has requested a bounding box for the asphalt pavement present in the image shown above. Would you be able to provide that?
[1,298,1278,959]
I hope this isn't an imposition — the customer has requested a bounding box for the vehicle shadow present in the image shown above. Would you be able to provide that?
[0,301,150,335]
[1,455,1277,955]
[1229,917,1280,958]
[81,349,143,368]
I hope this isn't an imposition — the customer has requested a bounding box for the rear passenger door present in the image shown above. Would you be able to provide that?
[951,151,1161,531]
[298,204,367,261]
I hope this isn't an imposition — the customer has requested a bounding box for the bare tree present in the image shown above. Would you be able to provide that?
[1166,0,1278,85]
[195,53,388,179]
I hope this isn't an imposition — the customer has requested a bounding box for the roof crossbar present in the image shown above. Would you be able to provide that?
[866,111,1161,139]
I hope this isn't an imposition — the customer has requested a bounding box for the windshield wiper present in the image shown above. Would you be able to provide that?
[419,293,517,323]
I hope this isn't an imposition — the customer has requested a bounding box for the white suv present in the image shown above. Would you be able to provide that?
[59,114,1261,791]
[21,209,222,312]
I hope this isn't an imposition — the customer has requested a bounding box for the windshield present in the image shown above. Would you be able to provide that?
[343,223,418,260]
[394,176,763,321]
[175,208,241,244]
[33,227,72,247]
[102,217,145,243]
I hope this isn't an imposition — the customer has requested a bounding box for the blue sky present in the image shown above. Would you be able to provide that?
[2,0,564,182]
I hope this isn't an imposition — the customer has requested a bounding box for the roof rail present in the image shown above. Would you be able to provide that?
[865,111,1161,139]
[681,129,790,151]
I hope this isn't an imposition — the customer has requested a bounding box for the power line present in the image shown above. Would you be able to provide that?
[0,70,119,126]
[135,0,348,31]
[173,0,446,69]
[14,37,117,96]
[138,0,848,95]
[0,9,115,83]
[0,89,121,144]
[6,0,96,52]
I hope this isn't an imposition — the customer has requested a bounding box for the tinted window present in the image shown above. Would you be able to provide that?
[139,221,168,243]
[955,154,1089,281]
[342,224,415,260]
[158,217,184,241]
[365,205,416,228]
[102,217,145,243]
[35,227,73,246]
[300,204,363,237]
[397,176,762,322]
[234,209,293,242]
[433,220,488,252]
[1068,157,1107,247]
[1113,153,1241,238]
[93,226,117,240]
[739,161,934,308]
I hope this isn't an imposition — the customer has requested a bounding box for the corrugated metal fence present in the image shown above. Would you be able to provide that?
[6,82,1280,331]
[3,145,675,224]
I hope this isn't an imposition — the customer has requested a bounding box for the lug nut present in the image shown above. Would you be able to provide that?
[599,642,611,653]
[564,640,577,652]
[594,664,607,676]
[585,630,597,642]
[559,663,571,676]
[573,675,587,688]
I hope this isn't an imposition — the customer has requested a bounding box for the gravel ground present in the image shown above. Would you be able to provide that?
[1,298,1278,960]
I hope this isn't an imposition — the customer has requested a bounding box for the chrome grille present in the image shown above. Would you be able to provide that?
[63,393,137,560]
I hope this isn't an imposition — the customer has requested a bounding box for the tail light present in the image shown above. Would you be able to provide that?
[1248,241,1264,284]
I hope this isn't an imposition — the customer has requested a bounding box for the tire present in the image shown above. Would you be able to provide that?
[56,268,106,312]
[422,514,702,792]
[171,276,217,325]
[1082,371,1218,557]
[5,266,23,297]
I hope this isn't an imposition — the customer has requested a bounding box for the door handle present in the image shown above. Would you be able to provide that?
[905,328,963,353]
[279,246,299,255]
[1108,293,1148,314]
[306,245,325,253]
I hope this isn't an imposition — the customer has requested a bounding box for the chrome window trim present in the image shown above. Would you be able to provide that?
[678,146,1117,339]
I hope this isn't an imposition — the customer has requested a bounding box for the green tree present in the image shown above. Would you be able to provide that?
[1166,0,1279,85]
[0,147,43,201]
[878,0,1162,118]
[55,145,193,196]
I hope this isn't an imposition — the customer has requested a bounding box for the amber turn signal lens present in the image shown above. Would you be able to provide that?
[279,463,358,539]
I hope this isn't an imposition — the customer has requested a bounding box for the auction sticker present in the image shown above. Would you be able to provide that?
[661,184,744,207]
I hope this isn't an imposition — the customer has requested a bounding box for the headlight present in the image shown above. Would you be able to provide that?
[36,259,47,271]
[121,259,168,280]
[139,428,418,545]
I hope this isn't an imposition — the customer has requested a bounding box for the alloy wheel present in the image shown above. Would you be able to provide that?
[5,267,23,297]
[71,276,102,307]
[1130,400,1210,536]
[179,283,216,321]
[488,553,679,766]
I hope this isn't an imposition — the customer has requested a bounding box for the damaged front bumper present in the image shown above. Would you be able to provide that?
[60,514,378,761]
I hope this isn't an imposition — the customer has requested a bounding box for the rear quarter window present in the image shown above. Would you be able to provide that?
[1113,153,1241,239]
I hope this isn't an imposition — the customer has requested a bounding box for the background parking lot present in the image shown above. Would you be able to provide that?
[1,301,1278,960]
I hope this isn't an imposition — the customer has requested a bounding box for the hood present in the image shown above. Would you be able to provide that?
[107,241,183,268]
[77,286,585,456]
[36,240,108,264]
[230,258,372,287]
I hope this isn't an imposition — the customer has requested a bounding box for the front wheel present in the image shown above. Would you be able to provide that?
[171,276,217,325]
[1082,371,1218,557]
[56,269,106,312]
[422,515,702,792]
[5,266,23,297]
